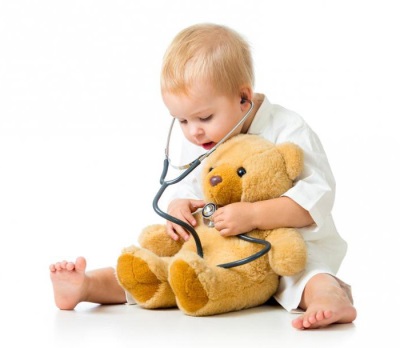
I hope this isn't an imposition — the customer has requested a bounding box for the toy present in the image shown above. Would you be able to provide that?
[116,134,307,316]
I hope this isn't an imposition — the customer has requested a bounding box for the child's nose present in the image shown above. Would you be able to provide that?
[189,124,204,137]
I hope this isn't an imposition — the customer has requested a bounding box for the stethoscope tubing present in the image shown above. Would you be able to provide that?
[153,157,204,257]
[165,100,254,170]
[153,155,272,268]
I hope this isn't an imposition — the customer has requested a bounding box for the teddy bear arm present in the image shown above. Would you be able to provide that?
[138,224,184,257]
[266,228,307,276]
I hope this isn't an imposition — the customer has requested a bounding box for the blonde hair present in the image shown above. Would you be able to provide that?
[161,23,254,98]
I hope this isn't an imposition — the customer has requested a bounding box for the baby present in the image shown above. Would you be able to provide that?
[50,23,356,329]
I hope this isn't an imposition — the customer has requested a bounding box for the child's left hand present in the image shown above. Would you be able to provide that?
[211,202,256,237]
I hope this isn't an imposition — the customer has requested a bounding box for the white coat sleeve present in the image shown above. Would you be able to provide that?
[279,125,336,229]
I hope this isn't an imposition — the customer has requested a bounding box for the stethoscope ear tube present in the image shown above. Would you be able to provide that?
[165,100,254,170]
[160,158,169,185]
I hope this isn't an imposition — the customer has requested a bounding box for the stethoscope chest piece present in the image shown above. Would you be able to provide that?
[201,203,217,227]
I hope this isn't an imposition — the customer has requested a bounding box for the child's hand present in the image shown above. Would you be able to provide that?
[166,199,205,241]
[211,202,255,237]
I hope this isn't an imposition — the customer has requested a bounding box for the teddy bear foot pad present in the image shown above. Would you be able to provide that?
[169,258,209,314]
[117,252,176,308]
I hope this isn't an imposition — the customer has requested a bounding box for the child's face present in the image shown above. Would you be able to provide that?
[162,83,247,151]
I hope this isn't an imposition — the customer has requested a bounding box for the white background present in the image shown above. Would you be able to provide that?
[1,0,399,337]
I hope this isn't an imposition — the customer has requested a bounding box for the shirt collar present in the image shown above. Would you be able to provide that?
[248,94,273,135]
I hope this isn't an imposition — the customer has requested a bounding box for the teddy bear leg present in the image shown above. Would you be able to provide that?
[116,247,176,309]
[169,251,274,316]
[169,257,209,315]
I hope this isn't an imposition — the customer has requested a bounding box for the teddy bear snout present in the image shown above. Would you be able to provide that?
[210,175,222,187]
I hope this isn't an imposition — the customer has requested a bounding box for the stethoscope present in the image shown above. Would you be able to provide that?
[152,100,271,268]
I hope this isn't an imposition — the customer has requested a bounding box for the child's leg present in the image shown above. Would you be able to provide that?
[292,273,357,329]
[49,257,126,310]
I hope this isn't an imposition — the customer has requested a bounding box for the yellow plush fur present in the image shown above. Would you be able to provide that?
[116,134,307,316]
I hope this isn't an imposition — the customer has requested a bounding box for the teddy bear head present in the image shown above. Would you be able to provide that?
[201,134,303,206]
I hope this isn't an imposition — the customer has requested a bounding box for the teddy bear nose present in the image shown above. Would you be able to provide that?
[210,175,222,187]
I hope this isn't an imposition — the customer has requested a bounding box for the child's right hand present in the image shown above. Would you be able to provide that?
[166,198,205,241]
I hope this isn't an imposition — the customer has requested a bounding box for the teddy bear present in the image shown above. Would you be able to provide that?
[116,134,307,316]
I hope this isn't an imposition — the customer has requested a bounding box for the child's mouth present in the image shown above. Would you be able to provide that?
[202,142,215,150]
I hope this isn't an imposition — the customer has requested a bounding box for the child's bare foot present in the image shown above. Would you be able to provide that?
[291,274,357,330]
[49,256,88,310]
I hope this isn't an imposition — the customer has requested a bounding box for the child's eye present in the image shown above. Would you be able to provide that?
[178,119,187,124]
[200,115,213,122]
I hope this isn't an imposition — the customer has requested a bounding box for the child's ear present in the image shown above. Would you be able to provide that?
[239,86,253,105]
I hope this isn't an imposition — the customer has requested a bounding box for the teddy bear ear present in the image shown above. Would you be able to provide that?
[276,143,304,180]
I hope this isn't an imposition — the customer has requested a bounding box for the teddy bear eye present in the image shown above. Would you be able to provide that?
[237,167,246,177]
[209,167,214,173]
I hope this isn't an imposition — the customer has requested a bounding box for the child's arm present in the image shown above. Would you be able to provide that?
[211,197,313,237]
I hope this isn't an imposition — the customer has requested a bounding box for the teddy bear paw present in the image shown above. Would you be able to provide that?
[117,252,161,304]
[169,257,209,315]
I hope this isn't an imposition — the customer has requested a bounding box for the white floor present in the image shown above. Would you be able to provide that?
[2,265,397,348]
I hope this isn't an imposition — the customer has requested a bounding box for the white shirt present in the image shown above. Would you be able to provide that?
[168,95,348,312]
